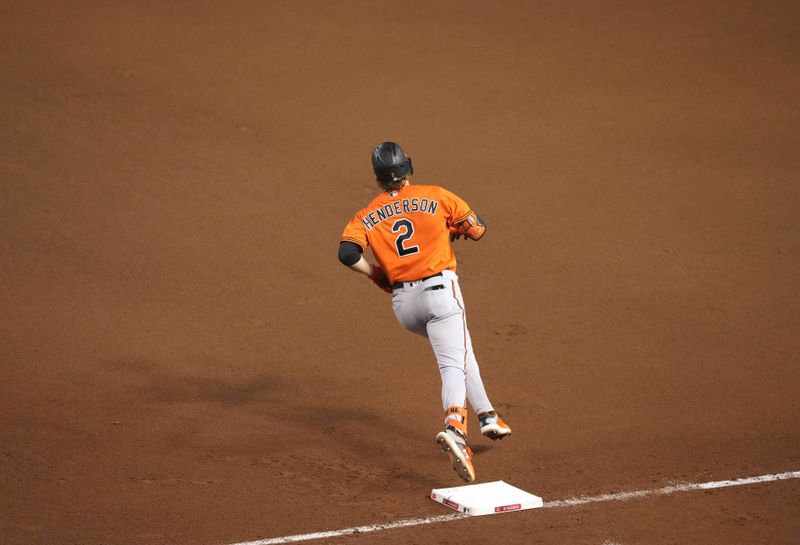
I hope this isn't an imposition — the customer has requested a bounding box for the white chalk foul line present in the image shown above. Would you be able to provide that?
[234,514,463,545]
[233,470,800,545]
[542,470,800,508]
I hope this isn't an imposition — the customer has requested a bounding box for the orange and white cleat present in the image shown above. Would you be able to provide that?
[479,411,512,441]
[436,428,475,483]
[437,406,475,482]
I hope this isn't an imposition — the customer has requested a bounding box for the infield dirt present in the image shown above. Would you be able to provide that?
[1,1,799,544]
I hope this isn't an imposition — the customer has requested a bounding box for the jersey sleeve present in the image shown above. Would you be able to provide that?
[439,187,474,225]
[341,213,368,250]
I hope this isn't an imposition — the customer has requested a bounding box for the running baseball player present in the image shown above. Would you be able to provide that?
[337,142,511,482]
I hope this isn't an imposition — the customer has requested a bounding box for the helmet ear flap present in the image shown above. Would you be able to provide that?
[407,156,413,176]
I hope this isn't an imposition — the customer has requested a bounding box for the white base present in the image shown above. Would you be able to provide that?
[431,480,543,516]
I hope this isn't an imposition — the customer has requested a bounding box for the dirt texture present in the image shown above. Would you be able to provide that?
[1,1,799,544]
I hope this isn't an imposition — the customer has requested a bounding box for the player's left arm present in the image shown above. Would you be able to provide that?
[338,241,392,293]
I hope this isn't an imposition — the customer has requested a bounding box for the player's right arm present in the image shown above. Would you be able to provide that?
[440,188,487,241]
[449,213,486,241]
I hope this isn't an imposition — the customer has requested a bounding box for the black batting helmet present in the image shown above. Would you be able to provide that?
[371,142,413,183]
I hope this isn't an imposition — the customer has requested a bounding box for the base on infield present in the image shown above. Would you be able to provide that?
[430,480,543,516]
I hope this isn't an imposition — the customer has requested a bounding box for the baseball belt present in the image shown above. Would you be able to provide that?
[391,272,443,290]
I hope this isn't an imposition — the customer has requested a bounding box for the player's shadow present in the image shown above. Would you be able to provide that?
[104,358,281,405]
[470,444,493,455]
[103,359,441,488]
[291,405,442,488]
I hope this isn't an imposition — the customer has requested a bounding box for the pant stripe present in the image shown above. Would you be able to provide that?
[450,280,468,370]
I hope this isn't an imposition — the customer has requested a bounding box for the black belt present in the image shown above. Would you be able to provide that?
[391,272,443,290]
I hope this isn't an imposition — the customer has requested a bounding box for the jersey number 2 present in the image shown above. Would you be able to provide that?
[392,219,420,257]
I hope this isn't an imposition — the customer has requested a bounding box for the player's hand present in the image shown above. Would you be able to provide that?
[449,225,465,242]
[369,264,393,294]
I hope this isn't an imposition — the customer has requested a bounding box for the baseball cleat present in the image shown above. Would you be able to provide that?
[478,411,512,441]
[436,428,475,483]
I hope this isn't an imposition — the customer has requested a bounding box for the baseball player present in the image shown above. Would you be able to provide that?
[337,142,511,482]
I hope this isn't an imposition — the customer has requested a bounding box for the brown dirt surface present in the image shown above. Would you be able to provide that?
[2,1,799,544]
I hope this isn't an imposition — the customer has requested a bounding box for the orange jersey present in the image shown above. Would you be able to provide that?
[341,184,474,283]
